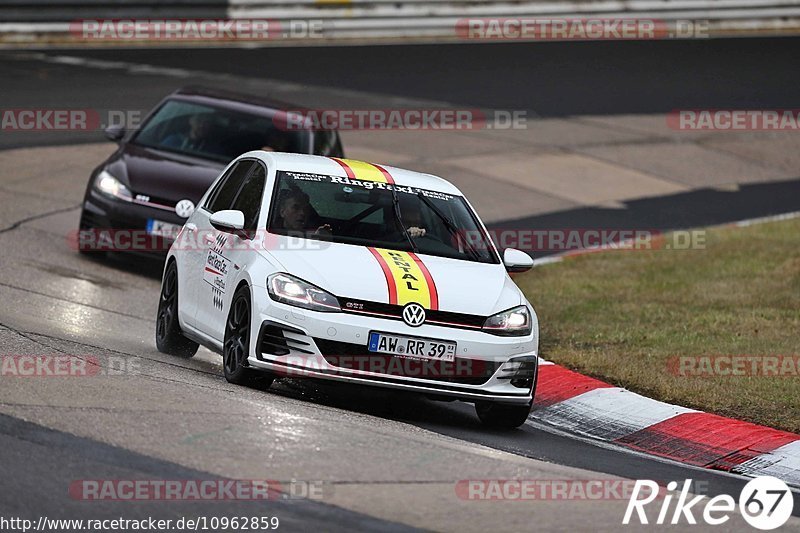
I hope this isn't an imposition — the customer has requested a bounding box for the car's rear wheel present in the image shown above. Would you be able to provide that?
[155,261,199,358]
[223,286,274,388]
[475,401,532,429]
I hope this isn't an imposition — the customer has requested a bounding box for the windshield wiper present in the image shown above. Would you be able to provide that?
[391,186,419,253]
[416,192,482,261]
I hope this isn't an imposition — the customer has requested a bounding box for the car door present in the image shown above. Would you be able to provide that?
[183,159,256,333]
[194,160,266,342]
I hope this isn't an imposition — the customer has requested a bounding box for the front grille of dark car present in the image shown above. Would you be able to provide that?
[313,338,501,385]
[131,193,178,211]
[339,298,486,330]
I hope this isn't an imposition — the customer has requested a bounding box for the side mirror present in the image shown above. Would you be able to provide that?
[104,124,125,143]
[503,248,533,273]
[209,210,245,233]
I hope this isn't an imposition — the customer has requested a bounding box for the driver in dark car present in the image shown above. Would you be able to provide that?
[276,188,332,236]
[261,130,290,152]
[161,114,221,154]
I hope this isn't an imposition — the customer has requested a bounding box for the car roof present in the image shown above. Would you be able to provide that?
[168,86,306,119]
[245,151,463,196]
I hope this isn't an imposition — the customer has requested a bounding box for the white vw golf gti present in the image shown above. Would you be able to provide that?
[156,152,539,428]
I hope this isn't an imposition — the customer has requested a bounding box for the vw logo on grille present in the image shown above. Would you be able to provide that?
[175,199,195,218]
[402,303,426,327]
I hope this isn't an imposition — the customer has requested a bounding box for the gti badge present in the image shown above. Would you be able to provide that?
[402,302,426,327]
[175,199,195,218]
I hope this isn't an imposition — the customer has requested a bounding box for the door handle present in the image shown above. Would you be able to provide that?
[184,223,197,233]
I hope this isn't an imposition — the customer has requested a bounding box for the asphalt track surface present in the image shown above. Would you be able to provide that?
[43,37,800,116]
[1,40,800,530]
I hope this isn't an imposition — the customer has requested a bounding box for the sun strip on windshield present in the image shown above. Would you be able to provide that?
[330,158,396,184]
[368,248,439,310]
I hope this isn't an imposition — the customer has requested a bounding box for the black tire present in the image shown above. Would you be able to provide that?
[475,401,532,429]
[223,286,274,388]
[155,261,199,358]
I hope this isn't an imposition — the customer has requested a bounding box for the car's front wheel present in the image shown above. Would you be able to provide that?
[155,261,199,358]
[475,401,532,429]
[223,286,274,388]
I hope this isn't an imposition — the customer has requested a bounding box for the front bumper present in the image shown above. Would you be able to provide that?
[248,296,538,404]
[80,190,186,256]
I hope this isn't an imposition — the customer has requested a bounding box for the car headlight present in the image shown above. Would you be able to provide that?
[483,305,532,336]
[94,170,132,201]
[267,273,340,313]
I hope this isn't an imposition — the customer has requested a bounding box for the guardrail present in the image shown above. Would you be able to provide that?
[2,0,800,45]
[1,0,227,22]
[228,0,800,38]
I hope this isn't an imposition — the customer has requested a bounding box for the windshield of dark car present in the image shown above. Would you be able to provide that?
[131,99,306,163]
[267,171,499,264]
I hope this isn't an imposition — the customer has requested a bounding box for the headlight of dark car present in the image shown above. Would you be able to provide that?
[94,170,133,202]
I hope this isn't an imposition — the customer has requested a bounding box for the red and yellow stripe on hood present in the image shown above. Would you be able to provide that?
[369,248,439,310]
[332,160,437,308]
[330,158,395,184]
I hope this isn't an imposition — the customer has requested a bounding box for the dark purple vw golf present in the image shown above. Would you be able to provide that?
[78,86,344,255]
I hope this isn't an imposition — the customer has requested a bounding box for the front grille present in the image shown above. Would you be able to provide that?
[132,193,177,211]
[313,338,501,385]
[339,298,486,330]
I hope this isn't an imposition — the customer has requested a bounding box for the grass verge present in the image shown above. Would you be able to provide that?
[516,217,800,433]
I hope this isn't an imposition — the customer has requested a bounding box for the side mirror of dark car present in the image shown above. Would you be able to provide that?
[104,124,125,143]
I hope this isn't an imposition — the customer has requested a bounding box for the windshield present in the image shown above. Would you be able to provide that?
[132,99,306,163]
[268,171,499,264]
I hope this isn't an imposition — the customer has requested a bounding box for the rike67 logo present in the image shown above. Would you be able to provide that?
[624,476,794,530]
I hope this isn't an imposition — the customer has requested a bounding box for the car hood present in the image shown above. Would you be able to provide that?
[264,239,522,316]
[111,143,225,203]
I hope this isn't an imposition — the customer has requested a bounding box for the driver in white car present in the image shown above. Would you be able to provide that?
[276,188,332,236]
[397,197,427,239]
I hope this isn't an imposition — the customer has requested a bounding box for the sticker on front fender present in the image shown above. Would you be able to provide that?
[203,241,230,311]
